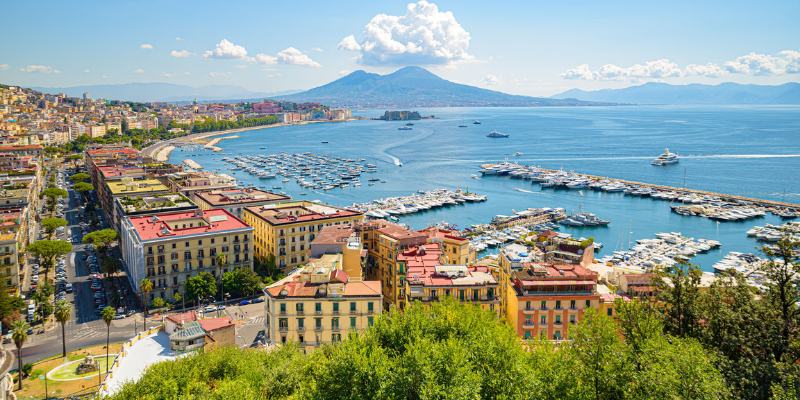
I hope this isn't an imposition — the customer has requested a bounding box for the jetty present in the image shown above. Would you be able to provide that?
[480,162,800,220]
[183,159,203,169]
[203,135,239,152]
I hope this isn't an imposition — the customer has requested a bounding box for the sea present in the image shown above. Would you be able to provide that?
[169,105,800,271]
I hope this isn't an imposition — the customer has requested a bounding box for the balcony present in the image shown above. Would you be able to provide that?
[314,326,322,332]
[278,326,288,332]
[297,325,305,332]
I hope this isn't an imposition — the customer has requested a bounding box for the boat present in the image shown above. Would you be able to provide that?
[514,151,523,157]
[651,148,679,166]
[321,141,329,144]
[405,123,414,126]
[458,125,468,128]
[487,131,510,138]
[398,126,413,131]
[473,120,482,125]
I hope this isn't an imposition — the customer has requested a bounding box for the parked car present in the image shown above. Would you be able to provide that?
[238,299,251,306]
[252,298,264,304]
[203,305,217,313]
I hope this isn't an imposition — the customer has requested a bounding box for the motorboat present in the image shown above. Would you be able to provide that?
[487,131,510,138]
[651,148,679,165]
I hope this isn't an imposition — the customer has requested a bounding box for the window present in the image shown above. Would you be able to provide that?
[607,308,613,316]
[297,318,304,329]
[350,317,357,328]
[279,303,286,315]
[585,299,591,308]
[315,302,322,314]
[331,317,339,330]
[332,302,339,314]
[349,302,356,313]
[540,315,547,325]
[296,303,304,314]
[555,300,561,310]
[555,315,562,325]
[524,331,531,339]
[315,318,322,330]
[569,315,576,324]
[278,318,288,330]
[570,300,576,310]
[540,300,547,310]
[367,302,374,313]
[368,316,374,326]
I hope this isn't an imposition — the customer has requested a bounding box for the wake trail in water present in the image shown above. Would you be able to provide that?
[376,128,437,166]
[513,187,541,194]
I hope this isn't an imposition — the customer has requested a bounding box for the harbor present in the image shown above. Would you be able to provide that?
[747,221,800,242]
[349,188,487,220]
[597,232,721,271]
[479,162,800,221]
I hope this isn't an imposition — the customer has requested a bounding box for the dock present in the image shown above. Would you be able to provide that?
[183,159,203,169]
[480,163,800,217]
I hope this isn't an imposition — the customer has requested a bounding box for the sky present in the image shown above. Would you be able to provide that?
[1,0,798,97]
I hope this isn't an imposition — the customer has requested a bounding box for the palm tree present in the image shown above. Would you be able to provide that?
[54,299,71,358]
[11,320,29,390]
[140,278,153,330]
[101,306,116,374]
[215,253,227,302]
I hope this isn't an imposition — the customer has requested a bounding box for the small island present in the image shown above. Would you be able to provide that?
[376,111,434,121]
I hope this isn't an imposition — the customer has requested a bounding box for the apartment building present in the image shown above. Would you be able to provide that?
[112,193,198,231]
[164,171,238,200]
[241,201,363,270]
[264,253,382,350]
[193,187,289,218]
[119,209,253,302]
[404,254,499,314]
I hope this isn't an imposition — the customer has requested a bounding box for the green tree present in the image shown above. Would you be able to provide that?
[151,297,166,309]
[760,236,800,362]
[140,278,153,329]
[101,306,116,373]
[27,240,72,281]
[42,187,68,213]
[54,299,71,358]
[658,262,702,337]
[222,268,262,298]
[41,216,67,239]
[82,228,118,255]
[11,319,29,390]
[72,181,94,202]
[69,172,90,183]
[186,272,217,303]
[567,308,630,400]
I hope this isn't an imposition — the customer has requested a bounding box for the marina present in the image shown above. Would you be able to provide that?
[712,252,768,288]
[182,159,203,170]
[747,221,800,242]
[349,188,487,220]
[479,162,800,221]
[598,232,722,271]
[222,152,377,192]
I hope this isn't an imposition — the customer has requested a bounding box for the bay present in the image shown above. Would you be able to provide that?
[169,105,800,270]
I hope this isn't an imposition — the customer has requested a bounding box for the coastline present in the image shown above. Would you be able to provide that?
[142,118,357,162]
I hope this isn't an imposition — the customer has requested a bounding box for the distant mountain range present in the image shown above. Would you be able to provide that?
[33,83,297,103]
[553,82,800,105]
[276,66,601,107]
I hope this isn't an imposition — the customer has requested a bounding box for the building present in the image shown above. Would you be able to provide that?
[418,227,475,265]
[405,260,499,314]
[167,314,236,352]
[309,226,366,281]
[103,178,171,222]
[119,209,253,302]
[164,171,238,200]
[619,273,659,297]
[112,193,198,231]
[0,209,23,293]
[506,262,601,341]
[263,254,382,350]
[193,188,289,218]
[242,201,363,270]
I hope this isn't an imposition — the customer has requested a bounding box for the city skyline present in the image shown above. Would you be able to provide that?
[1,0,798,96]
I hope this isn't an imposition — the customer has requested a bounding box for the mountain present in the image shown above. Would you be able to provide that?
[276,66,601,107]
[33,83,297,103]
[553,82,800,105]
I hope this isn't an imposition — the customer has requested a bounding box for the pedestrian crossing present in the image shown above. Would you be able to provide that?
[70,326,104,341]
[246,316,265,326]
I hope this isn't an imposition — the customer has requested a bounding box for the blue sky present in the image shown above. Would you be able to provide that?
[1,0,798,96]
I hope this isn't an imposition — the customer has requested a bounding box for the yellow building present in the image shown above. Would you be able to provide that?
[241,201,364,270]
[264,253,382,350]
[0,208,25,294]
[119,209,253,302]
[193,188,289,218]
[418,227,475,265]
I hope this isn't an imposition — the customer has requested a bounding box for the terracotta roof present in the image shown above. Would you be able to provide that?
[622,273,658,285]
[165,311,197,324]
[244,201,362,226]
[397,243,442,268]
[194,188,289,206]
[310,225,354,246]
[199,317,234,332]
[513,262,598,285]
[418,227,469,243]
[129,208,251,241]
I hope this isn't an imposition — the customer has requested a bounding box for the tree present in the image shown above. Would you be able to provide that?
[760,235,800,362]
[101,306,116,373]
[152,297,166,309]
[82,228,118,255]
[41,216,67,239]
[42,187,68,213]
[140,278,153,329]
[186,272,217,304]
[72,181,94,202]
[658,262,702,337]
[101,256,121,280]
[222,267,262,299]
[68,172,90,183]
[567,308,630,400]
[27,240,72,281]
[0,279,24,327]
[11,319,29,390]
[215,254,227,301]
[54,299,71,358]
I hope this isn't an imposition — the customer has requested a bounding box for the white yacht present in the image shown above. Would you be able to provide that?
[651,148,679,165]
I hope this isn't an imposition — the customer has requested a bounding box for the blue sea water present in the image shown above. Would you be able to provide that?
[170,105,800,270]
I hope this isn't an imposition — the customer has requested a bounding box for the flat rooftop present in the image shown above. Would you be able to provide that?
[108,179,169,196]
[129,208,251,241]
[407,264,497,287]
[98,165,146,179]
[117,193,196,214]
[245,201,362,226]
[194,188,289,206]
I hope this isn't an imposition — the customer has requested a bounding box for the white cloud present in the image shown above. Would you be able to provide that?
[339,1,472,66]
[564,50,800,81]
[339,70,351,76]
[208,71,230,78]
[170,49,192,58]
[276,47,321,67]
[482,74,498,85]
[133,68,145,74]
[175,37,183,41]
[254,53,277,65]
[20,64,59,74]
[312,47,323,53]
[203,39,248,60]
[161,72,175,78]
[83,69,91,73]
[684,63,724,78]
[561,64,594,80]
[338,35,362,51]
[0,64,8,71]
[140,43,154,50]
